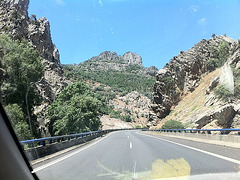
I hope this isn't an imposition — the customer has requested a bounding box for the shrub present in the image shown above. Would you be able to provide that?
[207,41,230,71]
[161,120,184,129]
[213,85,233,101]
[110,110,122,119]
[121,114,132,122]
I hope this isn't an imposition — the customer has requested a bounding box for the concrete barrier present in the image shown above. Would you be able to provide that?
[24,132,104,161]
[152,131,240,148]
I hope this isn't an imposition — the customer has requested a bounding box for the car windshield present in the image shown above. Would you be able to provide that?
[0,0,240,179]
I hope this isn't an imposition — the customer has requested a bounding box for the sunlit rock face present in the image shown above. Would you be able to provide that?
[123,51,142,65]
[151,35,235,123]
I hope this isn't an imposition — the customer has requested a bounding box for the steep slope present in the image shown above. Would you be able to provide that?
[151,35,240,129]
[0,0,68,136]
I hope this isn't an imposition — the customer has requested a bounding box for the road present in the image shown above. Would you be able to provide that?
[33,130,240,180]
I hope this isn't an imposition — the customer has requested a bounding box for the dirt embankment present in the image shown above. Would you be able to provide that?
[100,115,133,130]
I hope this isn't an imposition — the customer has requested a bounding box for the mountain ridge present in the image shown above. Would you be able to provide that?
[76,51,158,77]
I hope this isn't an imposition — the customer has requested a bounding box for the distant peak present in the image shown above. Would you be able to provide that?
[123,51,142,65]
[98,51,119,61]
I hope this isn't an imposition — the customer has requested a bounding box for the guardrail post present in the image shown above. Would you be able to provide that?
[40,141,45,146]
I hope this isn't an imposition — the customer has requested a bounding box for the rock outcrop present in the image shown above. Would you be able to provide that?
[80,51,158,77]
[0,0,68,136]
[151,35,240,129]
[151,36,235,121]
[123,51,142,65]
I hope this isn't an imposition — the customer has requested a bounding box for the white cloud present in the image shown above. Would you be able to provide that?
[198,18,207,25]
[188,5,199,13]
[110,28,114,34]
[99,0,103,6]
[56,0,65,6]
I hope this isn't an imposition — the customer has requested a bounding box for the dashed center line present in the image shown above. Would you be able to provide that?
[130,142,132,149]
[127,136,129,139]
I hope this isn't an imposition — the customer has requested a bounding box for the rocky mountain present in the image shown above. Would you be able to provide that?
[80,51,158,77]
[63,52,157,128]
[63,52,157,100]
[151,35,240,130]
[0,0,68,136]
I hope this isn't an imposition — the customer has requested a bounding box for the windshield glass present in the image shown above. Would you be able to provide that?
[0,0,240,179]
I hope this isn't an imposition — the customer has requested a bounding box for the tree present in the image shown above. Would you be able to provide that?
[207,41,230,71]
[162,120,184,129]
[0,34,44,138]
[47,82,102,135]
[4,104,31,140]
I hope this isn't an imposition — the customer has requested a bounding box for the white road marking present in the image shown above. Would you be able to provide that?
[133,161,137,179]
[32,131,118,173]
[130,142,132,149]
[136,132,240,165]
[127,136,129,139]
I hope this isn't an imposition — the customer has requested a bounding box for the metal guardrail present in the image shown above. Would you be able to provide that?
[143,128,240,135]
[19,128,140,148]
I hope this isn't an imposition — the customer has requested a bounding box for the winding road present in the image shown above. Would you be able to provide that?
[33,130,240,180]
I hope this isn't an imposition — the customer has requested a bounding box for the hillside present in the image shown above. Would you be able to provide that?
[151,35,240,130]
[0,0,68,138]
[63,51,157,98]
[63,51,158,128]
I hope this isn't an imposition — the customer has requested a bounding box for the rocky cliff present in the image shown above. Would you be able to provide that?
[151,35,240,130]
[81,51,158,77]
[0,0,68,136]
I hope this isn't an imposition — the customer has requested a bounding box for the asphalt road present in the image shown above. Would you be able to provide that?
[33,130,240,180]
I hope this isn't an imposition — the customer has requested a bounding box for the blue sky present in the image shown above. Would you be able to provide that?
[29,0,240,69]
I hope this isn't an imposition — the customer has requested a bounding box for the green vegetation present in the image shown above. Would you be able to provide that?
[162,76,175,90]
[110,110,122,119]
[162,120,185,129]
[135,125,142,129]
[213,85,233,101]
[121,114,132,122]
[63,65,154,99]
[109,109,132,122]
[207,41,230,71]
[47,82,102,136]
[0,34,43,139]
[5,104,31,140]
[125,64,143,73]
